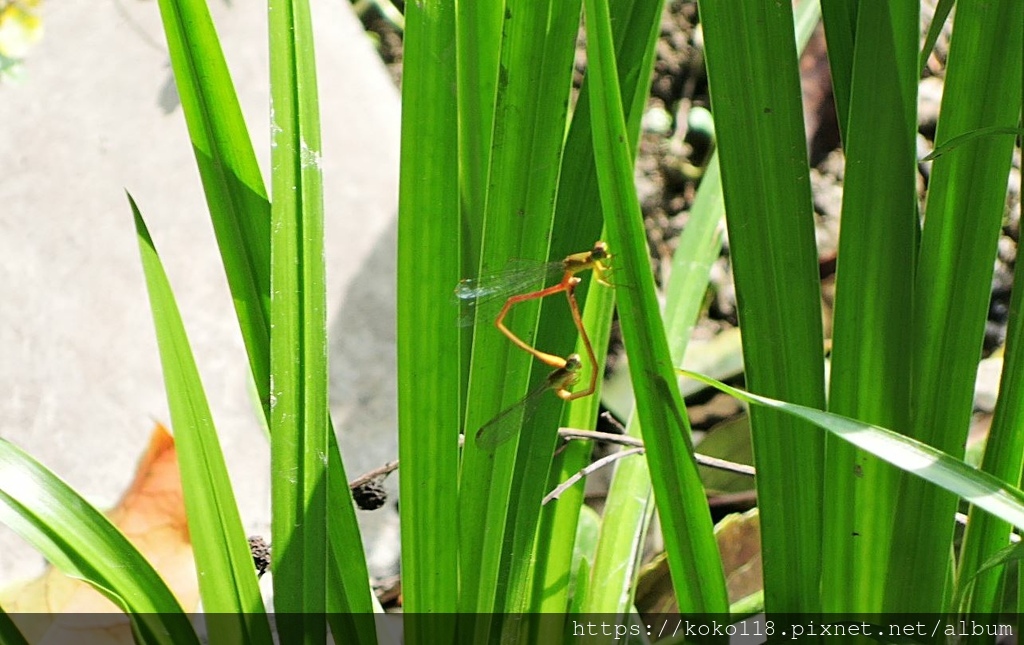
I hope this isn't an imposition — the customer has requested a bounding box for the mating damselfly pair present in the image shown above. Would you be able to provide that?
[454,242,612,449]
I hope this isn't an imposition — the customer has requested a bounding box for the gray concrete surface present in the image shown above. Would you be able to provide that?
[0,0,400,588]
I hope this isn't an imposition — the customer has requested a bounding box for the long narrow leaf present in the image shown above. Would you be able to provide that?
[396,0,461,627]
[455,0,501,263]
[131,197,272,642]
[0,440,198,645]
[535,0,664,619]
[585,0,728,614]
[154,0,272,389]
[490,2,583,618]
[821,3,918,612]
[697,0,826,611]
[680,371,1024,535]
[954,2,1024,613]
[919,0,955,75]
[528,0,665,620]
[819,0,856,138]
[457,0,581,624]
[154,0,374,632]
[532,271,616,618]
[889,0,1023,610]
[269,0,329,637]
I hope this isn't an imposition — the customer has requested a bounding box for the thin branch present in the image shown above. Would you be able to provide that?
[557,427,755,477]
[543,447,646,504]
[955,512,1021,543]
[348,459,399,490]
[601,409,627,433]
[559,426,642,447]
[345,425,755,502]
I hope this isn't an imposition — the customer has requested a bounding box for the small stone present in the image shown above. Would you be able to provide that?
[642,105,674,136]
[918,76,944,138]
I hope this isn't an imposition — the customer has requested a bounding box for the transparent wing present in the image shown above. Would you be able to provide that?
[474,381,550,451]
[454,260,565,328]
[473,360,579,451]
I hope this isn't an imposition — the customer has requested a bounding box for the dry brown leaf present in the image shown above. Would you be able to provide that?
[105,423,197,610]
[1,423,199,641]
[634,552,677,616]
[636,508,764,616]
[715,508,763,602]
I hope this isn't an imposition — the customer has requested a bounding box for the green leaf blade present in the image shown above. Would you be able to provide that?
[681,371,1024,536]
[131,196,273,641]
[820,2,919,612]
[935,1,1024,614]
[269,0,329,637]
[533,0,666,619]
[697,0,826,612]
[888,0,1024,611]
[0,439,199,645]
[586,0,728,614]
[154,0,272,392]
[456,0,583,622]
[396,0,461,626]
[154,0,374,629]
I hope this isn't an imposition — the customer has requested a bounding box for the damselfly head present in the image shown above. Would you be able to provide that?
[564,353,583,372]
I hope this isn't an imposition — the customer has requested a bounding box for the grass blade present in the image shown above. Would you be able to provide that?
[396,0,461,626]
[131,196,273,641]
[268,0,329,636]
[531,277,615,617]
[483,0,586,616]
[0,440,198,645]
[697,0,826,611]
[681,371,1024,535]
[820,3,918,612]
[154,0,374,630]
[959,139,1024,612]
[455,0,501,260]
[888,0,1023,610]
[919,0,955,74]
[916,0,1024,613]
[531,0,663,619]
[154,0,272,390]
[585,0,728,613]
[457,0,582,623]
[579,0,820,617]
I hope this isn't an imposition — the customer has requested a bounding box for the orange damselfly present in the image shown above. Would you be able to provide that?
[475,353,585,451]
[455,242,611,399]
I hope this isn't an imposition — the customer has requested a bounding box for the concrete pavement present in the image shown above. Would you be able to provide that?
[0,0,401,587]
